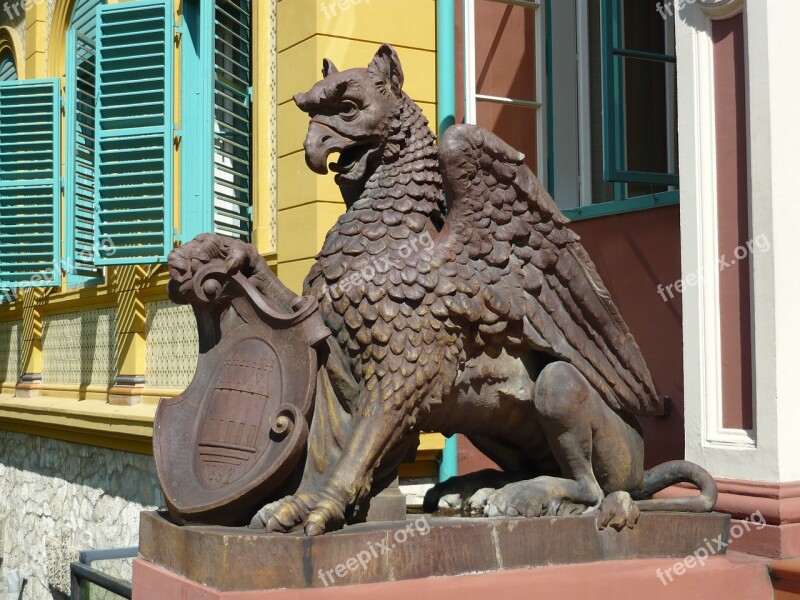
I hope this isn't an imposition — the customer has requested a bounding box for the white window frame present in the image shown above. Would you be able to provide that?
[463,0,547,183]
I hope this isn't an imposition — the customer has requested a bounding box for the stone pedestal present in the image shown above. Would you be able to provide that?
[136,510,735,597]
[133,553,773,600]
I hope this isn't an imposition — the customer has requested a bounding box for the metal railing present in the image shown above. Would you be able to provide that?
[69,547,137,600]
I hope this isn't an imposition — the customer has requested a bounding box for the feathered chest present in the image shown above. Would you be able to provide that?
[308,202,440,337]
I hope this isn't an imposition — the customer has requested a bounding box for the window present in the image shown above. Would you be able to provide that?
[64,0,103,283]
[180,0,254,243]
[462,0,545,178]
[0,0,255,293]
[599,0,678,193]
[461,0,679,218]
[0,50,16,82]
[0,79,61,288]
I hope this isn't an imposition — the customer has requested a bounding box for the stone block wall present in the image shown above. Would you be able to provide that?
[0,431,164,599]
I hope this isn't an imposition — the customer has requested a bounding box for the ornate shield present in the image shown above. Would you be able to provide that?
[154,264,329,526]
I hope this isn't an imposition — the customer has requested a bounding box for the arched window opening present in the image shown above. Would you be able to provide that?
[0,49,17,82]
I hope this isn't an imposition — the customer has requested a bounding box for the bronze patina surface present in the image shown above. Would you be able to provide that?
[139,510,730,591]
[155,237,330,525]
[156,44,717,535]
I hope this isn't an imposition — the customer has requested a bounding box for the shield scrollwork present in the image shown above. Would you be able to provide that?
[154,262,329,526]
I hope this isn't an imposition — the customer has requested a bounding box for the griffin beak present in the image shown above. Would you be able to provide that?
[303,121,353,175]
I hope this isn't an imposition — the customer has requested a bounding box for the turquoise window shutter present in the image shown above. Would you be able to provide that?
[180,0,252,243]
[70,0,103,38]
[94,0,174,265]
[64,0,104,284]
[65,28,101,279]
[0,79,61,288]
[0,51,17,82]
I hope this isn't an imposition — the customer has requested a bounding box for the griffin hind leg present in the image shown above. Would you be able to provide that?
[423,436,543,515]
[485,361,645,520]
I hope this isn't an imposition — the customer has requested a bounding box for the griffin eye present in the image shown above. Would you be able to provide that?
[341,101,359,121]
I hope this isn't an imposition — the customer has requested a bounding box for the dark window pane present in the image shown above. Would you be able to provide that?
[621,0,672,55]
[620,56,677,178]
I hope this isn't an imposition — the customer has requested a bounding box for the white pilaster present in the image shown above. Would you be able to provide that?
[678,0,800,482]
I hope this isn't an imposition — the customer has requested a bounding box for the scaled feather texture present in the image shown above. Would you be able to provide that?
[303,56,661,423]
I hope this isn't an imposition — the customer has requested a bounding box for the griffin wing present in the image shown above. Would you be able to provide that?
[437,124,662,416]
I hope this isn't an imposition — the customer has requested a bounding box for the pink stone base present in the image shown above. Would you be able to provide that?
[133,553,773,600]
[657,480,800,558]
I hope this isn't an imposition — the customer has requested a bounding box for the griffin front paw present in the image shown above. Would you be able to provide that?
[248,492,346,535]
[304,497,347,536]
[249,493,317,532]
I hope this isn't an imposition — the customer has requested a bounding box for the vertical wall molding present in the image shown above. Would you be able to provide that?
[681,0,800,482]
[25,0,49,77]
[678,2,758,483]
[252,0,278,256]
[18,290,44,397]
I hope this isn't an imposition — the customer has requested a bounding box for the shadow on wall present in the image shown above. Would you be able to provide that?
[41,308,118,391]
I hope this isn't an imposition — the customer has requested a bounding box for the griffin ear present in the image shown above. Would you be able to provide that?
[322,58,339,78]
[367,44,404,96]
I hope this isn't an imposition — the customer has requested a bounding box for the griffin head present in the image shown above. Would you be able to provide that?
[294,44,406,191]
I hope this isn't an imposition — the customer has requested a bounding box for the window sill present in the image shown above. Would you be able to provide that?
[562,190,679,221]
[0,394,156,454]
[0,394,447,467]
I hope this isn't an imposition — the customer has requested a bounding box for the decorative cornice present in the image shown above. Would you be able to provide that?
[698,0,745,20]
[0,395,157,454]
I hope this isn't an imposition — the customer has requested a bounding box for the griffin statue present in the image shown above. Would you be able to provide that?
[162,44,716,536]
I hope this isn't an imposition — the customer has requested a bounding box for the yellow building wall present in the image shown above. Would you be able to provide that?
[275,0,438,293]
[0,0,278,403]
[0,0,444,470]
[275,0,442,475]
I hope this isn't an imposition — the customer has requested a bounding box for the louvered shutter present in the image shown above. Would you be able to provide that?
[180,0,252,242]
[0,79,61,288]
[213,0,253,240]
[94,0,174,265]
[65,29,100,278]
[71,0,103,39]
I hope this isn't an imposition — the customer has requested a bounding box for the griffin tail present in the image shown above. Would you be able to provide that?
[632,460,718,512]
